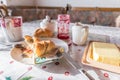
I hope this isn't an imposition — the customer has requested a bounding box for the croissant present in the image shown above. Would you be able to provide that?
[34,40,56,57]
[24,35,34,48]
[33,28,53,38]
[24,35,56,57]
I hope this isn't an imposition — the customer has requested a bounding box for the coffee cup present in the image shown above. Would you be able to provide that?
[0,16,23,42]
[72,22,89,45]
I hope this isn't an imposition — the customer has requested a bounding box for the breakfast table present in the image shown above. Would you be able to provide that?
[0,20,120,80]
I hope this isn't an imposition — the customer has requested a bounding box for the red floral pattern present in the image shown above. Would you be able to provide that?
[42,66,47,69]
[64,71,70,76]
[28,66,32,71]
[0,71,4,75]
[9,61,14,64]
[12,17,22,27]
[104,73,109,78]
[48,76,53,80]
[55,62,60,65]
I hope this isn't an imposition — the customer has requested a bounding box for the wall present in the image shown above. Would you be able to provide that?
[1,0,35,6]
[36,0,120,8]
[1,0,120,8]
[36,0,68,7]
[68,0,120,8]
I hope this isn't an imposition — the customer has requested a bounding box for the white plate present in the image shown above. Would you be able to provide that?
[10,38,68,65]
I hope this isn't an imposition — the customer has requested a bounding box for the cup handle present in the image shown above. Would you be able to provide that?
[80,26,88,45]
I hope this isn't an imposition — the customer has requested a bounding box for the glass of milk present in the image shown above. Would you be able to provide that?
[0,16,23,42]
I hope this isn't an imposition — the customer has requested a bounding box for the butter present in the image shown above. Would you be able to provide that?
[92,42,120,66]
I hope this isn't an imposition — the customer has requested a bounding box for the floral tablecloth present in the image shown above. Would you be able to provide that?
[0,20,120,80]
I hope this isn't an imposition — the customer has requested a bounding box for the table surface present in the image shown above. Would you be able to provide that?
[0,20,120,80]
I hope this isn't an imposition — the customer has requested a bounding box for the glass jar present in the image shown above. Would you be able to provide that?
[57,14,70,39]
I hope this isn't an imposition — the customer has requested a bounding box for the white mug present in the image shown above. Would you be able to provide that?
[72,22,89,45]
[0,16,23,42]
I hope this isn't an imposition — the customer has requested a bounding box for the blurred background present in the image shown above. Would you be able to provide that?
[0,0,120,27]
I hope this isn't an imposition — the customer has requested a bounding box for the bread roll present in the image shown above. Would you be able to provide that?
[34,28,53,37]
